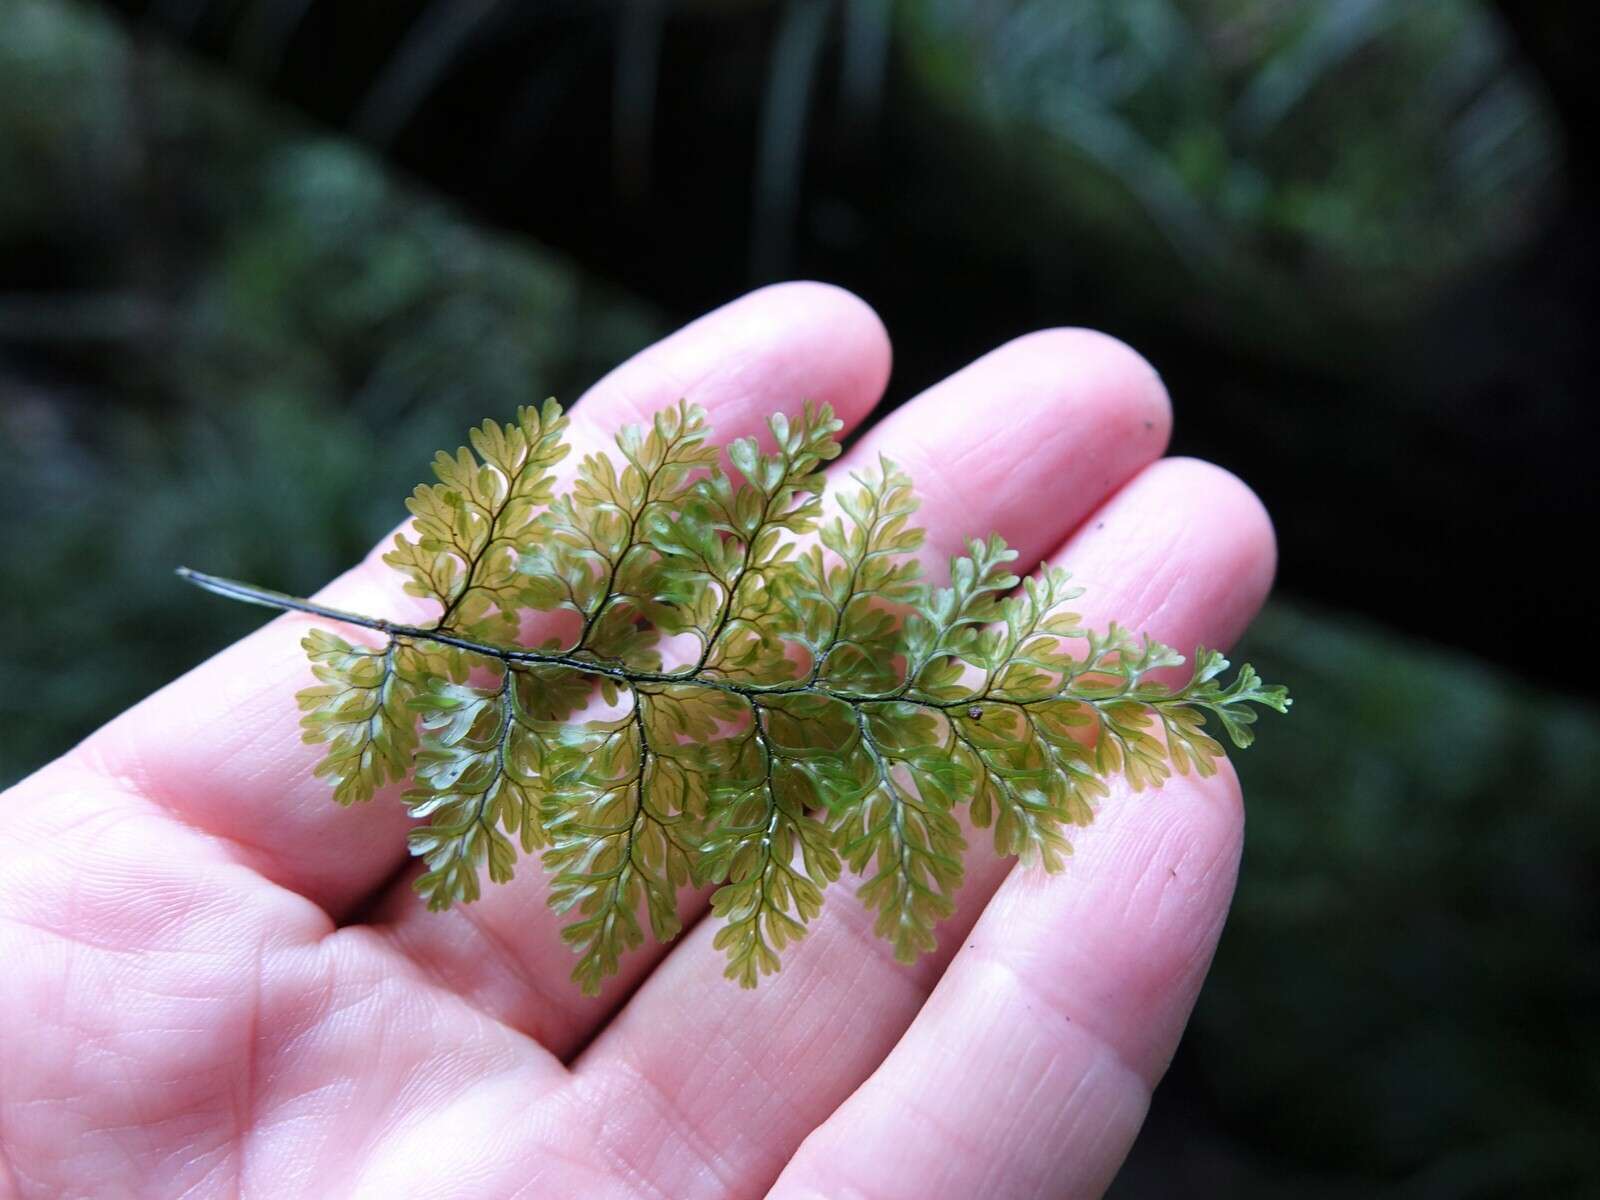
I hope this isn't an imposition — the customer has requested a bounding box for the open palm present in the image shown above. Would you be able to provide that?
[0,284,1276,1199]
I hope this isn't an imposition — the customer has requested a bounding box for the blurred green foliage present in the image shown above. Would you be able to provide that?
[1148,606,1600,1198]
[0,0,663,781]
[2,1,1596,1196]
[900,0,1553,322]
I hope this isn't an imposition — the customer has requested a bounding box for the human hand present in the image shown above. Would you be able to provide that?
[0,283,1276,1199]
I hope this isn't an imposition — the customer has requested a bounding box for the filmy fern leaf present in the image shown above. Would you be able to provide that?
[180,398,1291,994]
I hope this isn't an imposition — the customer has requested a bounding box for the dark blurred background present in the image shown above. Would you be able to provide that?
[2,0,1596,1194]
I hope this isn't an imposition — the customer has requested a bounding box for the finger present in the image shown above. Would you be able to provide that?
[73,282,892,917]
[572,454,1275,1200]
[368,328,1172,1057]
[769,774,1242,1200]
[767,459,1273,1200]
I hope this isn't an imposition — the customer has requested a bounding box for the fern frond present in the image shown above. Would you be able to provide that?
[699,712,841,987]
[406,662,564,909]
[903,534,1021,698]
[952,700,1102,870]
[383,399,569,642]
[297,631,434,805]
[522,400,718,670]
[833,705,967,962]
[539,700,696,993]
[184,396,1291,994]
[792,456,924,694]
[651,401,843,681]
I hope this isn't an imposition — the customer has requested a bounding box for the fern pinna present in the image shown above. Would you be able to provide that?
[180,400,1289,993]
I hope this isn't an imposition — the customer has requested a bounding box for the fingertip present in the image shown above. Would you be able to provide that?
[737,280,893,424]
[981,763,1246,1085]
[1063,455,1278,657]
[1002,326,1172,450]
[580,281,892,436]
[1147,455,1279,617]
[847,326,1172,572]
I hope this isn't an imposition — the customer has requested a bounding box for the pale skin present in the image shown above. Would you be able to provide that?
[0,283,1277,1199]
